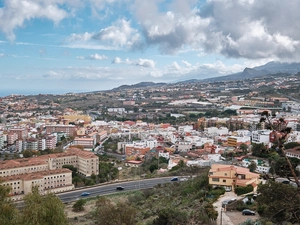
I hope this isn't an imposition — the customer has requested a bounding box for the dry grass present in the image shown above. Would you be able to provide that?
[65,193,132,225]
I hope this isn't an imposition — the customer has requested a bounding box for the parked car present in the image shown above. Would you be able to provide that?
[242,209,256,215]
[116,186,125,191]
[81,192,90,196]
[222,198,237,208]
[171,177,179,181]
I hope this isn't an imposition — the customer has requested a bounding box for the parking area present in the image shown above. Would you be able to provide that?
[225,211,260,224]
[213,191,260,225]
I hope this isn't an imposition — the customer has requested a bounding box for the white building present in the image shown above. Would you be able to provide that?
[206,127,229,136]
[158,151,170,160]
[0,135,4,149]
[178,125,194,133]
[107,108,126,114]
[251,130,271,144]
[241,158,270,174]
[146,139,158,149]
[286,149,300,160]
[287,131,300,143]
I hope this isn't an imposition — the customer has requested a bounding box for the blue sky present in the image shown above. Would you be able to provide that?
[1,0,300,95]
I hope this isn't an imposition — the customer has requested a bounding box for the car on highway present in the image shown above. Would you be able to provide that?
[81,192,90,196]
[171,177,179,181]
[116,186,125,191]
[242,209,256,215]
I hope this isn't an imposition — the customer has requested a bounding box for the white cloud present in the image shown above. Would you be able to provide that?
[136,59,155,68]
[112,57,122,64]
[76,56,85,60]
[92,19,143,49]
[42,70,60,79]
[67,32,94,42]
[0,53,6,58]
[182,60,192,67]
[0,0,70,41]
[87,53,107,60]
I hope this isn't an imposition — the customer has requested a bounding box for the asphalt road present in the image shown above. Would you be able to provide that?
[57,177,175,203]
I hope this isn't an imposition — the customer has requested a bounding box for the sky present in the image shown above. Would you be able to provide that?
[1,0,300,95]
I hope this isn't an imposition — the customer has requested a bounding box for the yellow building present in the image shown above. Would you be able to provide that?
[208,164,260,192]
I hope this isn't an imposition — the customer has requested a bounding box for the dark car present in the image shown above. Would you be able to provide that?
[242,209,256,215]
[171,177,179,181]
[116,186,125,191]
[81,192,90,196]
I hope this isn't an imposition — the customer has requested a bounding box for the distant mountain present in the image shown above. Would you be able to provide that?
[112,82,167,90]
[201,61,300,82]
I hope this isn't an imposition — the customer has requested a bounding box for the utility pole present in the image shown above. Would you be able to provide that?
[220,208,222,225]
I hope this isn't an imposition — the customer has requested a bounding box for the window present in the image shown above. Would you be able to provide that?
[224,173,227,176]
[212,178,219,182]
[223,180,226,182]
[209,172,213,175]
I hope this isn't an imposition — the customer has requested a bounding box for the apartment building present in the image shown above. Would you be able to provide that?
[9,127,28,139]
[227,136,251,147]
[45,135,56,149]
[73,137,95,149]
[0,147,99,178]
[286,149,300,160]
[1,168,73,200]
[97,130,108,142]
[15,139,24,152]
[7,132,18,145]
[25,137,38,150]
[0,135,4,149]
[46,124,76,137]
[208,164,260,192]
[125,145,150,156]
[38,138,46,151]
[251,130,271,144]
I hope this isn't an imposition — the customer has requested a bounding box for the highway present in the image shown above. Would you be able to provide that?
[57,177,175,203]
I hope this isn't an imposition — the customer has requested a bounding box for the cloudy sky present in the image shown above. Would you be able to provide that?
[1,0,300,95]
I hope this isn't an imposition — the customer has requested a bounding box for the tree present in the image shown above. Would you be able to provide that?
[93,197,137,225]
[259,111,300,188]
[72,176,81,187]
[248,161,257,172]
[20,186,68,225]
[22,150,33,158]
[72,199,86,212]
[239,143,248,153]
[149,164,158,173]
[273,157,300,178]
[152,208,188,225]
[284,142,300,149]
[0,180,19,225]
[257,181,300,224]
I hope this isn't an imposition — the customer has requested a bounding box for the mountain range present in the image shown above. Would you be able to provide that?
[113,61,300,90]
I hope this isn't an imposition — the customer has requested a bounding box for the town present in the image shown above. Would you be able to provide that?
[0,72,300,224]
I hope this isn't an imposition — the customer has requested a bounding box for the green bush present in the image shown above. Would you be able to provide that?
[235,185,254,196]
[208,186,225,199]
